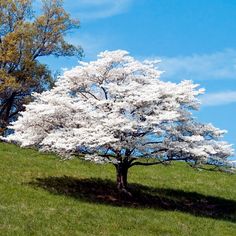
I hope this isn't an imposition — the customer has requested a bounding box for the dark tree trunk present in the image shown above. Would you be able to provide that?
[0,93,16,134]
[116,162,132,197]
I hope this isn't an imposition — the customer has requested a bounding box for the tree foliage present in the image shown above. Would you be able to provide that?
[0,0,83,134]
[5,50,234,193]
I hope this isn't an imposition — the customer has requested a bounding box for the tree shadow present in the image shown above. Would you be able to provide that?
[29,176,236,222]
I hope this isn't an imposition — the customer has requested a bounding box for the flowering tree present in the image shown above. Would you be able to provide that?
[5,50,233,194]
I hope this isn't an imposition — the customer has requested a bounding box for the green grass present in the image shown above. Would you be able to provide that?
[0,142,235,236]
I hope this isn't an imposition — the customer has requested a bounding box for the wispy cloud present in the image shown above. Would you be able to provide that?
[66,33,107,60]
[158,49,236,81]
[64,0,133,21]
[200,91,236,106]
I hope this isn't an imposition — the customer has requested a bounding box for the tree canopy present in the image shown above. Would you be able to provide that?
[5,50,234,193]
[0,0,83,134]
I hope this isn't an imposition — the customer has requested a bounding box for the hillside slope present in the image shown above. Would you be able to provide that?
[0,142,235,236]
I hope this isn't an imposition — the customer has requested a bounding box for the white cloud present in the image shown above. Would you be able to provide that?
[200,91,236,106]
[158,49,236,81]
[34,0,133,21]
[150,49,236,106]
[65,33,108,60]
[64,0,133,21]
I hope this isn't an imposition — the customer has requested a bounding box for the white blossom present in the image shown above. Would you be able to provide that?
[4,50,234,168]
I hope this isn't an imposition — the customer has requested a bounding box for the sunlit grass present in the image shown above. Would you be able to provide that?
[0,142,235,235]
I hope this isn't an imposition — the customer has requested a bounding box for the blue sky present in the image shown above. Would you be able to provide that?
[39,0,236,158]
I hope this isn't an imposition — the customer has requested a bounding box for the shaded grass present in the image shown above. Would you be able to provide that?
[30,176,236,222]
[0,142,236,235]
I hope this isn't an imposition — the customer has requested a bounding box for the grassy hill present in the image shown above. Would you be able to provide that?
[0,142,235,236]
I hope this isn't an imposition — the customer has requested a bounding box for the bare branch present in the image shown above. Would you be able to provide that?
[101,86,108,100]
[130,157,187,167]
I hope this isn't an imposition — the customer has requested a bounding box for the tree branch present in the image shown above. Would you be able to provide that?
[86,91,99,100]
[130,157,187,167]
[142,141,163,145]
[101,86,108,100]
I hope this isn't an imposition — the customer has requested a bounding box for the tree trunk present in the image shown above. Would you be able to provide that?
[0,93,16,135]
[3,93,15,123]
[116,163,132,197]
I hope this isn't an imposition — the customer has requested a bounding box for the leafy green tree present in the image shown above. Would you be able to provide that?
[0,0,83,134]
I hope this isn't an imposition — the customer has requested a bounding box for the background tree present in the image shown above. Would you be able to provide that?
[0,0,83,134]
[4,50,234,195]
